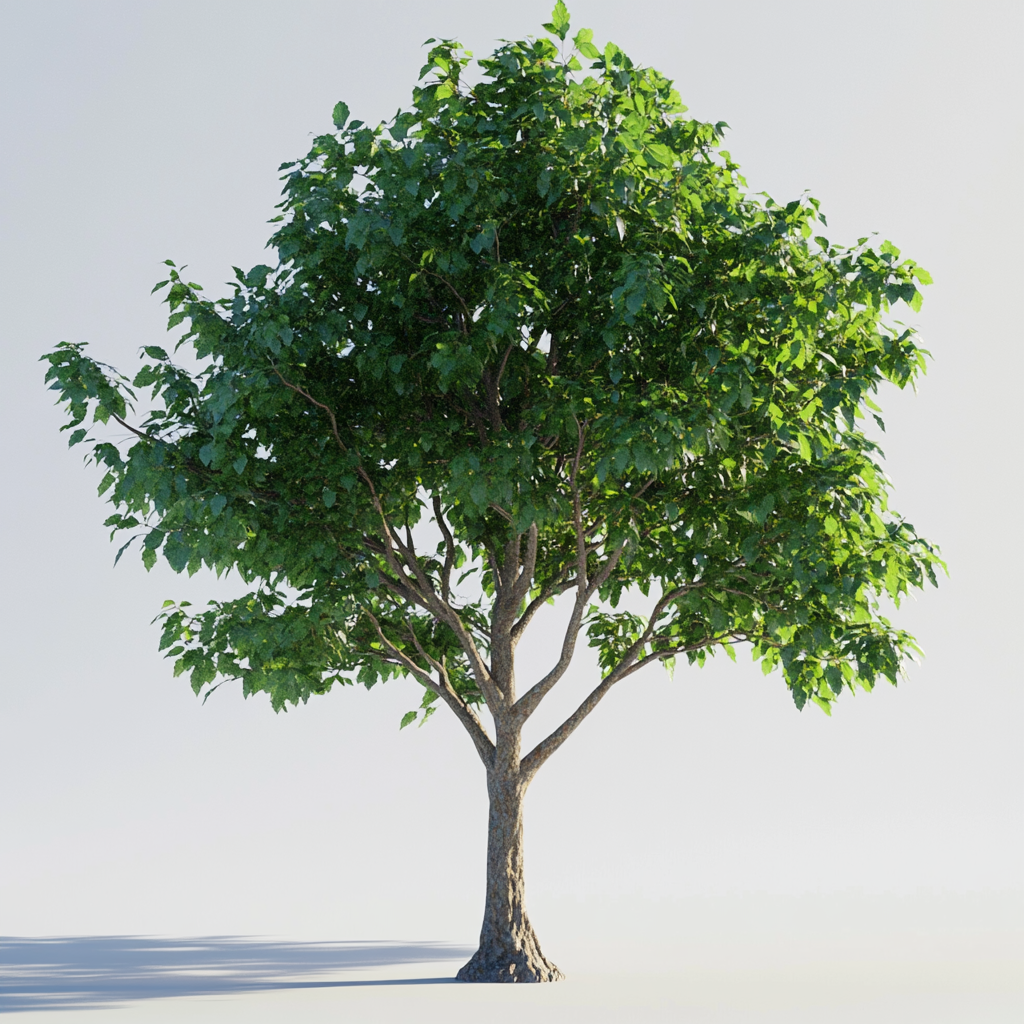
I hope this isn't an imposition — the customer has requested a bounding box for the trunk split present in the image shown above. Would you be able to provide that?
[456,772,562,983]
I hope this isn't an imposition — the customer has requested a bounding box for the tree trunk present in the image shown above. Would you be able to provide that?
[456,769,563,982]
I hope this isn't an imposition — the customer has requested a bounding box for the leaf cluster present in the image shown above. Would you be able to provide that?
[43,6,942,720]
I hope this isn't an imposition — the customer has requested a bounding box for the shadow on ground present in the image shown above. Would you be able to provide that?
[0,935,474,1012]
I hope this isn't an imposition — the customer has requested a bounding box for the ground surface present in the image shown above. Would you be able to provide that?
[2,925,1020,1023]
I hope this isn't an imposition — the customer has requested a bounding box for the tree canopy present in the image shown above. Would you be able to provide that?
[44,3,942,739]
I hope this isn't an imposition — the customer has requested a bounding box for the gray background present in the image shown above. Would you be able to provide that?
[1,0,1021,1018]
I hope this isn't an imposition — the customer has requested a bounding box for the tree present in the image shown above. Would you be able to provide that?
[44,4,942,983]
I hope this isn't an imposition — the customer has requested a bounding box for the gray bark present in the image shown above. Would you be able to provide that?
[456,766,562,983]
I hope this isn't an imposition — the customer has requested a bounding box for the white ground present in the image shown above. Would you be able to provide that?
[4,894,1021,1022]
[5,961,1021,1024]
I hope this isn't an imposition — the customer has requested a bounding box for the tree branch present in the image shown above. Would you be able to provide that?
[509,572,574,646]
[110,413,162,445]
[415,266,473,334]
[511,523,539,611]
[495,342,516,391]
[520,631,730,781]
[570,416,588,591]
[271,367,349,455]
[387,534,504,709]
[365,611,495,766]
[432,494,456,604]
[512,543,625,722]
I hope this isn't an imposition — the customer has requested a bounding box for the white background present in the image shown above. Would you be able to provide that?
[1,1,1021,1017]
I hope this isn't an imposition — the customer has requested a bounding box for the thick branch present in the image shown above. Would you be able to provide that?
[386,536,504,709]
[480,366,504,433]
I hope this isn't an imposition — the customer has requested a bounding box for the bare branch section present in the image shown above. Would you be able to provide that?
[487,523,540,708]
[380,527,504,709]
[520,630,738,781]
[509,572,574,646]
[518,583,719,776]
[366,610,495,766]
[500,423,628,721]
[512,543,625,722]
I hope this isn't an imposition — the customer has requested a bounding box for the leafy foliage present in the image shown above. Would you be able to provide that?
[44,6,941,729]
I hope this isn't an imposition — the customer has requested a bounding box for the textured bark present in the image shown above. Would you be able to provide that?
[456,769,562,983]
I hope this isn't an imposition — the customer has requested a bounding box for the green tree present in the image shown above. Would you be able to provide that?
[44,4,941,983]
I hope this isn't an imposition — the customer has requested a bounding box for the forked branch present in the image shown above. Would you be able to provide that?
[520,630,735,781]
[512,542,625,721]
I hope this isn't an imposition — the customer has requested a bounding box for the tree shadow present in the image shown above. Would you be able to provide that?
[0,935,474,1013]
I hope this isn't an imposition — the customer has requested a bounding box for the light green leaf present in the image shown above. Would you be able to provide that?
[543,0,571,40]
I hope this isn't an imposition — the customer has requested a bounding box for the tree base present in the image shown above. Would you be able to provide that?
[456,947,564,983]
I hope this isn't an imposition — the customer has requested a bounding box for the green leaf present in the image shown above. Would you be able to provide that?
[645,143,675,167]
[543,0,571,40]
[399,711,418,730]
[332,101,350,129]
[164,534,191,572]
[323,487,336,508]
[753,493,775,526]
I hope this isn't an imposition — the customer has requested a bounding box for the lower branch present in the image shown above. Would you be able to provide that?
[366,611,495,766]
